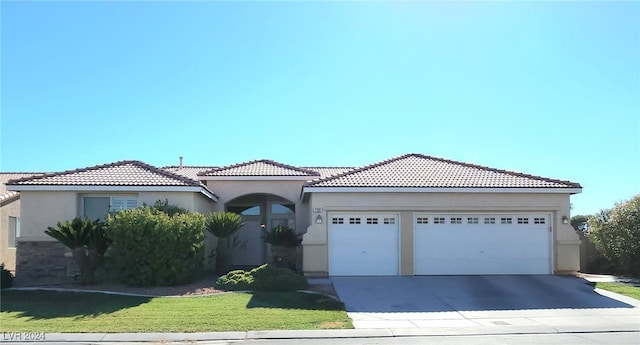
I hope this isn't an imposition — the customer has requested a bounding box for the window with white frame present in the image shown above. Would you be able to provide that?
[8,216,20,248]
[83,196,138,220]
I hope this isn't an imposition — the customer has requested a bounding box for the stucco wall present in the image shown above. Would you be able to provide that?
[19,191,78,240]
[204,180,310,234]
[1,198,20,272]
[15,189,219,278]
[302,191,580,276]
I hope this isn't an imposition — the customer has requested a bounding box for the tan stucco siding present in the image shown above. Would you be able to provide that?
[205,180,304,205]
[19,191,78,240]
[204,179,310,233]
[18,190,215,239]
[302,191,580,276]
[137,191,215,213]
[1,198,20,271]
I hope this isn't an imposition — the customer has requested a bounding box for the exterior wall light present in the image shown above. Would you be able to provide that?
[316,215,323,224]
[562,216,569,224]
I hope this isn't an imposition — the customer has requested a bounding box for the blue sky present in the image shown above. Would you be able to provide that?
[1,1,638,216]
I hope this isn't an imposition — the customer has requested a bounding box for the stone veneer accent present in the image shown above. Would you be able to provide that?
[15,240,79,286]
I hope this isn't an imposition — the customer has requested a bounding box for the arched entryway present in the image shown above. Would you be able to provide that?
[226,194,295,268]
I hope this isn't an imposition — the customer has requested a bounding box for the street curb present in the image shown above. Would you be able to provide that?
[14,326,640,343]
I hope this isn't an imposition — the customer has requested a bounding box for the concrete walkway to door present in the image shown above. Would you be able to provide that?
[331,275,640,333]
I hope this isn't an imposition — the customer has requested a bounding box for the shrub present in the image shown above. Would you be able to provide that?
[1,263,14,289]
[150,199,188,217]
[263,225,302,269]
[105,207,206,286]
[263,225,301,248]
[44,217,110,285]
[587,194,640,277]
[215,264,308,292]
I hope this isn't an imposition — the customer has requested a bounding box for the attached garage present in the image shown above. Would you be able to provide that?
[328,213,399,276]
[301,153,582,277]
[414,214,551,275]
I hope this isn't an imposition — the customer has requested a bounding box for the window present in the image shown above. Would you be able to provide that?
[366,217,378,224]
[8,216,20,248]
[416,217,429,224]
[84,196,137,220]
[517,217,529,224]
[228,205,261,216]
[349,217,361,224]
[451,217,462,224]
[467,217,479,224]
[534,217,546,224]
[271,204,294,215]
[332,217,344,224]
[434,217,446,224]
[384,217,396,224]
[501,217,513,224]
[484,217,496,224]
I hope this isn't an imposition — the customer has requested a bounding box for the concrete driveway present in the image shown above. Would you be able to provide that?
[331,275,640,332]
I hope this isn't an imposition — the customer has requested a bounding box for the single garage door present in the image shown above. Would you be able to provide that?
[329,213,399,276]
[414,214,551,275]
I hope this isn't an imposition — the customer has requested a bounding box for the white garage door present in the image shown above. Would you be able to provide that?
[329,214,399,276]
[414,214,551,275]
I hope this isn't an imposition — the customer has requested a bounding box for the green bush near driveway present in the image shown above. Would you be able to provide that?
[216,264,309,292]
[105,207,206,287]
[0,290,352,332]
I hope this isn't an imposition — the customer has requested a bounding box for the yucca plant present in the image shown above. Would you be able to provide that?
[205,212,244,274]
[45,217,111,285]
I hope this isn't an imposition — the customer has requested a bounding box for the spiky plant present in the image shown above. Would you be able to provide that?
[45,217,111,285]
[205,212,244,274]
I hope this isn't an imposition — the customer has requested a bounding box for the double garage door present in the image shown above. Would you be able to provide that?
[328,213,551,276]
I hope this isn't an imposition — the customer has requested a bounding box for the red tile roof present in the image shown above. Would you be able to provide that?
[0,173,43,204]
[7,161,205,187]
[199,160,320,177]
[302,167,355,179]
[305,153,582,189]
[163,166,218,180]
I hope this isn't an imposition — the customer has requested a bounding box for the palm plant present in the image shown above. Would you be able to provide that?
[45,217,111,285]
[205,212,244,274]
[263,225,301,269]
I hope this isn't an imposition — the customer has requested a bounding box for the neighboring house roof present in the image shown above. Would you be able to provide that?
[198,160,320,179]
[163,166,218,180]
[0,173,43,205]
[304,153,582,191]
[302,167,355,179]
[7,161,218,201]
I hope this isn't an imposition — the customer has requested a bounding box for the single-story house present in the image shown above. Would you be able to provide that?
[6,153,582,284]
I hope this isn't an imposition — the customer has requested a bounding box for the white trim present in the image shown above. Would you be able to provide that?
[7,185,218,202]
[303,187,582,194]
[198,176,315,181]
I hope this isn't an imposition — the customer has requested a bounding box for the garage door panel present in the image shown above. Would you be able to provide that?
[329,214,399,276]
[414,214,551,275]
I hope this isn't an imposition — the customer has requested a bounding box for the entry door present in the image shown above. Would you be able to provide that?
[414,214,551,275]
[232,217,264,267]
[328,214,399,276]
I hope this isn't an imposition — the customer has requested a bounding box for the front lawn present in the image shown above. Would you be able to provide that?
[595,282,640,300]
[0,290,352,332]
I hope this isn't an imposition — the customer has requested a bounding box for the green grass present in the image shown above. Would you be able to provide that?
[0,290,352,332]
[595,282,640,300]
